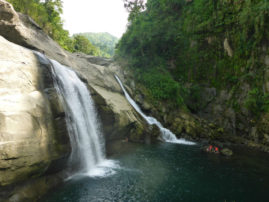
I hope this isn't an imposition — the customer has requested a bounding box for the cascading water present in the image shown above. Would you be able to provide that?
[35,52,117,177]
[115,75,195,145]
[50,59,105,172]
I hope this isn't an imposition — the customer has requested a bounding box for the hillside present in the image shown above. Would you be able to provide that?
[117,0,269,149]
[76,32,118,58]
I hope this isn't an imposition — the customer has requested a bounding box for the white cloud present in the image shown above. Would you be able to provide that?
[62,0,129,38]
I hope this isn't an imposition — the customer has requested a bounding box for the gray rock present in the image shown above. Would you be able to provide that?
[221,148,233,156]
[142,101,151,111]
[224,38,233,57]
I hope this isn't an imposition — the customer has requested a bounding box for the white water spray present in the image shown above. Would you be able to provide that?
[35,52,118,177]
[115,75,195,145]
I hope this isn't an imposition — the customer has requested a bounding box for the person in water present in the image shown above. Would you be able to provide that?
[206,145,213,152]
[206,145,219,154]
[214,146,219,154]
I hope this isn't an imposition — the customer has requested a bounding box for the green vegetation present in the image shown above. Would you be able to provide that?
[138,69,185,106]
[73,35,99,56]
[116,0,269,114]
[77,32,118,58]
[245,88,269,116]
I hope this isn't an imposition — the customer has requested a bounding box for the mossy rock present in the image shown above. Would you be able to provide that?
[221,148,233,156]
[128,122,145,142]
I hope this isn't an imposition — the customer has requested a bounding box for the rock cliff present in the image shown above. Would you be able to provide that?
[0,35,69,186]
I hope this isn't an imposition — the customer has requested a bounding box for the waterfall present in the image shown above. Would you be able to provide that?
[35,52,117,177]
[115,75,195,145]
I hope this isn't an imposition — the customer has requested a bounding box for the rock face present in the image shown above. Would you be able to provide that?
[0,36,70,187]
[0,0,153,200]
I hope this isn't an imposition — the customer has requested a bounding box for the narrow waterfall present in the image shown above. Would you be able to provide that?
[115,75,195,145]
[35,52,117,177]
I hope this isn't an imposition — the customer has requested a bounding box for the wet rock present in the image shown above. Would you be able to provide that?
[142,101,151,112]
[250,127,258,142]
[221,148,233,156]
[134,94,143,105]
[149,124,161,141]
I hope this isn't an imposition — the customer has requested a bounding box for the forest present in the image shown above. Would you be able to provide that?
[116,0,269,115]
[78,32,118,58]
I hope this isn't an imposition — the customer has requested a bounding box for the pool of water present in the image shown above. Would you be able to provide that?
[41,142,269,202]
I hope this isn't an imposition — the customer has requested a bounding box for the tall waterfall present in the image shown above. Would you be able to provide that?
[35,52,117,177]
[50,59,105,173]
[115,75,195,145]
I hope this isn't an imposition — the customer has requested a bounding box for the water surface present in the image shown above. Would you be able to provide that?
[42,142,269,202]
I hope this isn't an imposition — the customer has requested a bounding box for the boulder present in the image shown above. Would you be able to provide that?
[221,148,233,156]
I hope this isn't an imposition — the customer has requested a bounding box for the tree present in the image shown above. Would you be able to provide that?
[73,35,98,56]
[123,0,146,22]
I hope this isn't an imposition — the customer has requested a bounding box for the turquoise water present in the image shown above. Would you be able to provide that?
[42,143,269,202]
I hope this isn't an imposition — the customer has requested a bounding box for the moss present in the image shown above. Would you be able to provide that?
[129,122,145,142]
[244,88,269,116]
[217,128,224,134]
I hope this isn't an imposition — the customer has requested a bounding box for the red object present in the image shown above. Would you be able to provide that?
[209,145,213,150]
[215,147,219,151]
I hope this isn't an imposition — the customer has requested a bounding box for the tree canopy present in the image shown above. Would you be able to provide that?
[77,32,118,58]
[123,0,146,22]
[73,35,99,56]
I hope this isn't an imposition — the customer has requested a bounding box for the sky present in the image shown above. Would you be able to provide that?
[61,0,129,38]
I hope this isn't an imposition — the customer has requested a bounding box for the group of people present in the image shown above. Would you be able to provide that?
[206,145,219,154]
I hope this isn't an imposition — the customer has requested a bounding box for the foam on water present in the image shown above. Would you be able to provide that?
[86,160,120,178]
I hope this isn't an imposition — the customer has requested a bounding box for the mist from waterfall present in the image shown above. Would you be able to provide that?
[115,75,195,145]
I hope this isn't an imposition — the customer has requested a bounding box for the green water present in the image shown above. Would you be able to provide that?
[42,143,269,202]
